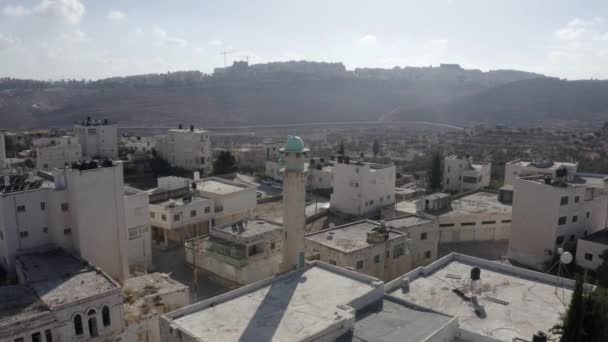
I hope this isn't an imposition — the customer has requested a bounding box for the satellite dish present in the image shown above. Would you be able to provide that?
[560,252,573,265]
[557,248,564,255]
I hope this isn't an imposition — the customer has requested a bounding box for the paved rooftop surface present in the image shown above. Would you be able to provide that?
[385,215,432,228]
[508,160,577,169]
[388,260,571,341]
[353,297,452,342]
[123,273,189,323]
[581,228,608,245]
[155,196,210,208]
[215,218,283,238]
[18,251,118,308]
[197,179,247,195]
[170,266,378,341]
[306,221,403,253]
[0,285,50,329]
[442,192,511,217]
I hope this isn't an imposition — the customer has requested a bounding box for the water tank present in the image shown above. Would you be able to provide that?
[470,266,481,281]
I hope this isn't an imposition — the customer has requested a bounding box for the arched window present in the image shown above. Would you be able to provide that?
[102,306,111,327]
[87,309,98,337]
[74,314,83,335]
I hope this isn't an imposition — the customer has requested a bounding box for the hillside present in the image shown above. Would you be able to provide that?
[2,61,605,129]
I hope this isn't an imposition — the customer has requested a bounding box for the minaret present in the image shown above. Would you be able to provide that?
[280,136,308,272]
[0,132,5,169]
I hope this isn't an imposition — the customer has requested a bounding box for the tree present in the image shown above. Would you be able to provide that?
[428,150,442,191]
[373,139,380,157]
[596,250,608,288]
[213,151,237,175]
[560,275,586,342]
[338,141,345,156]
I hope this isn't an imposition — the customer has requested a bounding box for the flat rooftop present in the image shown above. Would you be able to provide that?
[306,221,403,253]
[155,196,210,208]
[215,218,283,238]
[166,264,380,341]
[508,160,577,169]
[442,191,511,217]
[0,285,50,329]
[385,215,432,228]
[123,273,189,323]
[196,178,249,195]
[17,250,119,308]
[168,128,208,134]
[581,228,608,245]
[353,297,453,342]
[387,254,572,341]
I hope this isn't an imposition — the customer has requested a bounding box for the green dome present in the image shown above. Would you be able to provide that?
[284,136,305,152]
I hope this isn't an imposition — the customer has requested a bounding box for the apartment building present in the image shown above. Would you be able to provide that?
[0,161,130,282]
[124,187,153,274]
[192,177,257,226]
[33,136,82,170]
[330,157,395,217]
[185,218,284,286]
[0,250,124,342]
[442,154,491,193]
[157,126,212,174]
[576,229,608,271]
[504,160,578,186]
[74,118,118,159]
[508,174,608,269]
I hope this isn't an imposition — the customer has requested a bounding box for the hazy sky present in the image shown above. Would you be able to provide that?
[1,0,607,80]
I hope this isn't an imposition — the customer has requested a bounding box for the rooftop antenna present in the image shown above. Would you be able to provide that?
[220,50,235,67]
[238,55,251,63]
[545,248,573,306]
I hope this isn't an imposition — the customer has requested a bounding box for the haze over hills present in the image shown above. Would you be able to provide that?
[0,61,607,129]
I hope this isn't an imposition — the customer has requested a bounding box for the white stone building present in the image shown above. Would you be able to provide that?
[185,218,285,286]
[157,127,212,174]
[33,136,82,170]
[122,273,190,342]
[0,161,130,283]
[124,187,153,274]
[0,132,7,169]
[307,157,333,190]
[230,147,265,170]
[263,139,283,161]
[330,158,395,217]
[504,160,578,186]
[575,228,608,271]
[1,250,124,342]
[192,177,257,227]
[74,118,118,159]
[305,216,436,281]
[442,154,491,193]
[508,174,608,269]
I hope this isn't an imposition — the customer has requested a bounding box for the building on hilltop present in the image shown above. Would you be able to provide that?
[442,154,491,194]
[33,136,82,170]
[508,173,608,269]
[157,126,212,174]
[504,159,578,186]
[74,117,118,159]
[0,249,124,342]
[330,157,395,217]
[185,218,285,286]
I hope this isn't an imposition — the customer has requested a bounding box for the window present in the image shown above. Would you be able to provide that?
[425,251,432,259]
[556,236,565,244]
[329,259,336,265]
[205,207,211,214]
[45,329,53,342]
[31,332,41,342]
[461,222,476,226]
[501,219,512,223]
[575,196,580,203]
[463,176,478,184]
[270,241,276,250]
[446,178,450,185]
[88,314,98,338]
[201,157,205,164]
[190,210,197,217]
[14,338,24,342]
[585,253,593,261]
[374,255,381,264]
[61,203,69,211]
[173,214,181,222]
[0,231,3,240]
[161,214,167,221]
[420,232,428,240]
[393,244,405,259]
[74,314,83,335]
[19,231,28,238]
[248,244,261,256]
[88,128,97,134]
[40,202,46,210]
[447,166,451,173]
[572,216,578,223]
[64,228,72,235]
[150,212,155,218]
[560,196,569,205]
[439,223,455,227]
[482,221,496,225]
[558,216,567,225]
[570,235,575,241]
[102,306,111,327]
[356,260,364,269]
[43,227,48,234]
[587,212,590,219]
[17,205,25,212]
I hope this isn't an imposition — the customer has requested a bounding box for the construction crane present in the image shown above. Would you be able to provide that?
[238,55,252,64]
[220,50,235,67]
